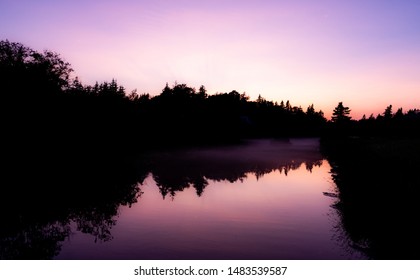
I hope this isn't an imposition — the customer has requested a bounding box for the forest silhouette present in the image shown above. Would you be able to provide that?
[1,40,327,159]
[2,40,418,155]
[1,40,420,259]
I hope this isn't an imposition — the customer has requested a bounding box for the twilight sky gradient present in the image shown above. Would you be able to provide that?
[1,0,420,118]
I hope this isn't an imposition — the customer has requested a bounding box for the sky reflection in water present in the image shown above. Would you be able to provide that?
[56,139,365,260]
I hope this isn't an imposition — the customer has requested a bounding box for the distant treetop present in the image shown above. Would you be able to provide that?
[331,102,351,123]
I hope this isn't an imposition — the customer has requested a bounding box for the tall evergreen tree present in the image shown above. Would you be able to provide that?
[331,102,351,123]
[383,105,393,120]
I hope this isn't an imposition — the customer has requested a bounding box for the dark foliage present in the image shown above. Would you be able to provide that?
[321,103,420,259]
[0,150,146,259]
[322,136,420,259]
[2,40,420,260]
[1,40,327,160]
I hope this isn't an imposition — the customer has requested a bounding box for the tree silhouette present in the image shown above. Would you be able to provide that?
[383,105,393,120]
[331,102,351,123]
[198,85,207,99]
[394,107,404,121]
[306,104,315,115]
[0,40,73,98]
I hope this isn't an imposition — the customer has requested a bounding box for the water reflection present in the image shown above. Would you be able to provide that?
[325,145,420,260]
[1,138,365,259]
[138,139,324,199]
[0,156,144,259]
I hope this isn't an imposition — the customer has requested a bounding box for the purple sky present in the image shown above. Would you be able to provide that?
[1,0,420,118]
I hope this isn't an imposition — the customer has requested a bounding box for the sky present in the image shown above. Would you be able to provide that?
[1,0,420,119]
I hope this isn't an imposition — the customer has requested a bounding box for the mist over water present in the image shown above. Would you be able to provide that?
[52,138,365,260]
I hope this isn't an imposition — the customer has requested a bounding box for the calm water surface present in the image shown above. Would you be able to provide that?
[55,139,365,259]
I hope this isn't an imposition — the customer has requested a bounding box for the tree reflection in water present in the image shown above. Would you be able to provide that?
[323,138,420,259]
[139,139,323,199]
[1,139,325,259]
[0,155,145,259]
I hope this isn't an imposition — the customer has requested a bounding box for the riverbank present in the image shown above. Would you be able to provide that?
[321,136,420,259]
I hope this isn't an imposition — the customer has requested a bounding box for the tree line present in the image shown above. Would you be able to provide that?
[1,39,419,160]
[1,40,325,157]
[2,40,419,259]
[326,101,420,138]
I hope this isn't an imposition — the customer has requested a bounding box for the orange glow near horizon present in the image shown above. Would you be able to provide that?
[2,1,419,119]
